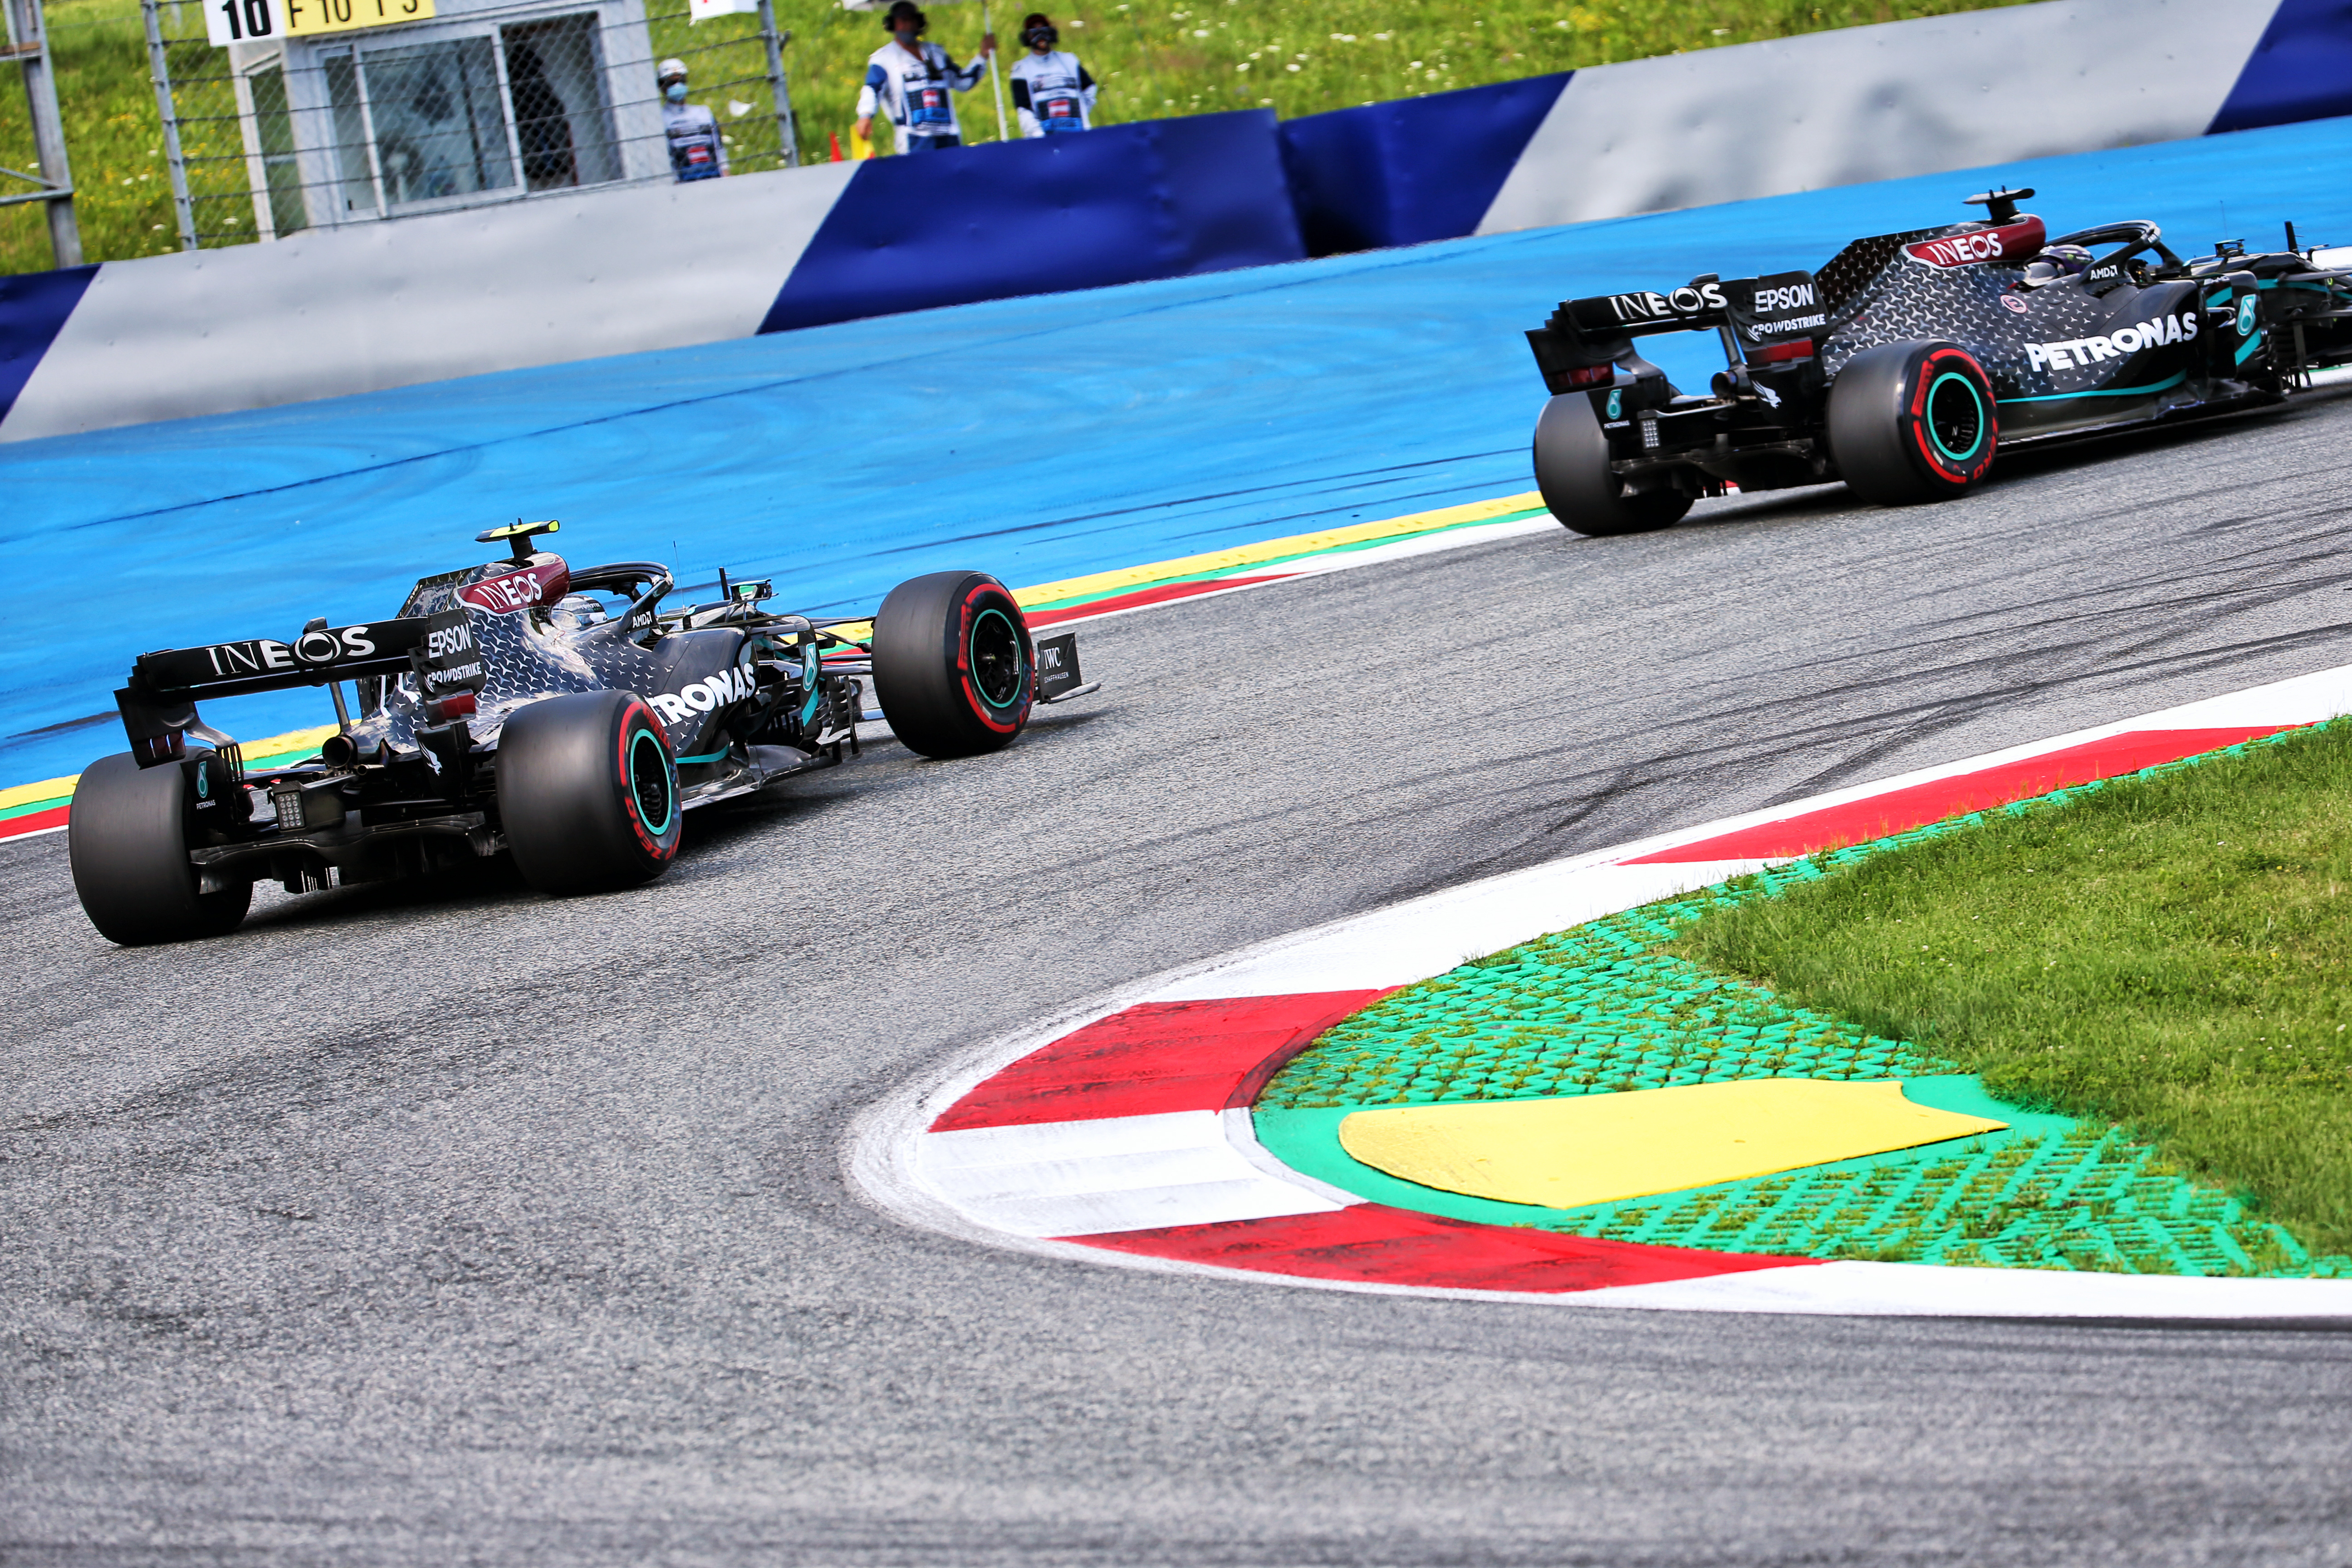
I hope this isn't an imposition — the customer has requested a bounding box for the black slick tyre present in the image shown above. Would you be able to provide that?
[872,570,1035,758]
[498,691,682,896]
[1533,392,1693,537]
[69,751,252,946]
[1826,340,1998,505]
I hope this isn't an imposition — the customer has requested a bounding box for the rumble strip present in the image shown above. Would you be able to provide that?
[852,664,2352,1321]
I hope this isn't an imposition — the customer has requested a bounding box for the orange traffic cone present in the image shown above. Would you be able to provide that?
[829,131,844,162]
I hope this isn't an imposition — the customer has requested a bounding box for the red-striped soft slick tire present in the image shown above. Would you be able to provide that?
[1826,339,1999,505]
[68,751,252,946]
[497,691,681,896]
[872,570,1035,759]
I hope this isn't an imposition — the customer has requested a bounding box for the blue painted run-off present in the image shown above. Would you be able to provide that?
[5,114,2352,785]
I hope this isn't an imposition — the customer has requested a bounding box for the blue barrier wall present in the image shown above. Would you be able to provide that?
[2212,0,2352,132]
[760,110,1303,334]
[0,265,95,426]
[1277,75,1566,257]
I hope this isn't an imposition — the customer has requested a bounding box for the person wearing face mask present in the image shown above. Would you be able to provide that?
[854,1,994,155]
[657,58,729,182]
[1009,14,1094,137]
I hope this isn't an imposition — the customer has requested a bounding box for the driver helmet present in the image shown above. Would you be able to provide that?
[1021,12,1057,48]
[546,593,610,634]
[2020,244,2094,288]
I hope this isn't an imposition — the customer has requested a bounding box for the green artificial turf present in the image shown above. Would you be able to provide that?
[4,0,2028,273]
[1675,719,2352,1256]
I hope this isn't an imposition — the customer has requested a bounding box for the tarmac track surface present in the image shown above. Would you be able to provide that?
[8,397,2352,1566]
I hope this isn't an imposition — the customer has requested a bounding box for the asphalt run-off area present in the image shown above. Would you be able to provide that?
[9,119,2352,1563]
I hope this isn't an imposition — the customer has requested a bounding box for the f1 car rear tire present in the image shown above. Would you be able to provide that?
[498,691,682,897]
[1827,340,1998,505]
[69,751,252,946]
[872,570,1035,759]
[1533,392,1693,537]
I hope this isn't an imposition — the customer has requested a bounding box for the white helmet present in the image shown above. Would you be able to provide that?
[656,56,688,84]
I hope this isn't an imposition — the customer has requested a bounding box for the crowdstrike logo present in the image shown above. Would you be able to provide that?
[1746,314,1827,340]
[2024,312,2197,372]
[650,666,760,725]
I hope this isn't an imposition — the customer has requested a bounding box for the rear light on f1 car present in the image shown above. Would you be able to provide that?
[1746,339,1816,365]
[1562,363,1616,389]
[426,693,478,722]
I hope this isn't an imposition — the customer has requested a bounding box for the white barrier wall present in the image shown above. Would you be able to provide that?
[2,163,855,443]
[1478,0,2279,234]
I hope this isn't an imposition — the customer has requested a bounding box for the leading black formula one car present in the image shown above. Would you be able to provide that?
[68,521,1099,945]
[1524,187,2352,534]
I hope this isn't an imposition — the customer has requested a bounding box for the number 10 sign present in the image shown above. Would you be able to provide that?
[206,0,436,45]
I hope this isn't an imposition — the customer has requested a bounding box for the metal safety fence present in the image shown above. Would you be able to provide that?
[140,0,800,252]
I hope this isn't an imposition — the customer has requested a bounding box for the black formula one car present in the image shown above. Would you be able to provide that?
[68,521,1098,945]
[1524,187,2352,534]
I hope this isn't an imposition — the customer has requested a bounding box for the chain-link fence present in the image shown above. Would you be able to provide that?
[140,0,800,251]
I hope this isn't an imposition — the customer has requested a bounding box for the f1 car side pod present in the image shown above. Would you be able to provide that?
[1524,188,2352,535]
[68,522,1101,946]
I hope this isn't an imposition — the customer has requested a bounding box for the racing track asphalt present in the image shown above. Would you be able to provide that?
[8,394,2352,1566]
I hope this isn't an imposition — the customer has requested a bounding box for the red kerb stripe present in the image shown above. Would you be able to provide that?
[1026,574,1295,628]
[1068,1204,1813,1292]
[1627,727,2287,864]
[0,804,69,840]
[931,990,1386,1132]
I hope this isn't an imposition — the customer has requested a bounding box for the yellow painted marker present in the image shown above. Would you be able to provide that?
[1339,1079,2007,1210]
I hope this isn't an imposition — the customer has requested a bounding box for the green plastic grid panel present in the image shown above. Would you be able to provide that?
[1258,727,2352,1279]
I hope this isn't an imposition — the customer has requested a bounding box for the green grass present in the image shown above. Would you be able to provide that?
[1675,720,2352,1256]
[4,0,2028,274]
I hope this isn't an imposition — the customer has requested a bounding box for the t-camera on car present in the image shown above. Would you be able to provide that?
[68,523,1100,945]
[1524,188,2352,534]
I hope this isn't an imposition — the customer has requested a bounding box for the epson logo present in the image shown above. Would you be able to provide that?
[426,623,475,660]
[1751,282,1815,314]
[2024,312,2199,372]
[1605,280,1727,322]
[649,665,759,726]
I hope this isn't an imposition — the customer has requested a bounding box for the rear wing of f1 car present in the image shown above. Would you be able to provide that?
[1527,270,1827,394]
[116,616,431,765]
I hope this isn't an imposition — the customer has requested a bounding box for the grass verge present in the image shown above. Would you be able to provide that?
[1675,719,2352,1257]
[5,0,2028,274]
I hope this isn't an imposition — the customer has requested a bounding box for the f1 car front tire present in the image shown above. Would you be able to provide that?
[498,691,682,897]
[1827,340,1998,505]
[1533,392,1693,537]
[872,570,1035,759]
[69,751,253,946]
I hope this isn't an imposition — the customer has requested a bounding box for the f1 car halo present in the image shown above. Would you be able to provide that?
[1524,188,2352,534]
[68,523,1100,945]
